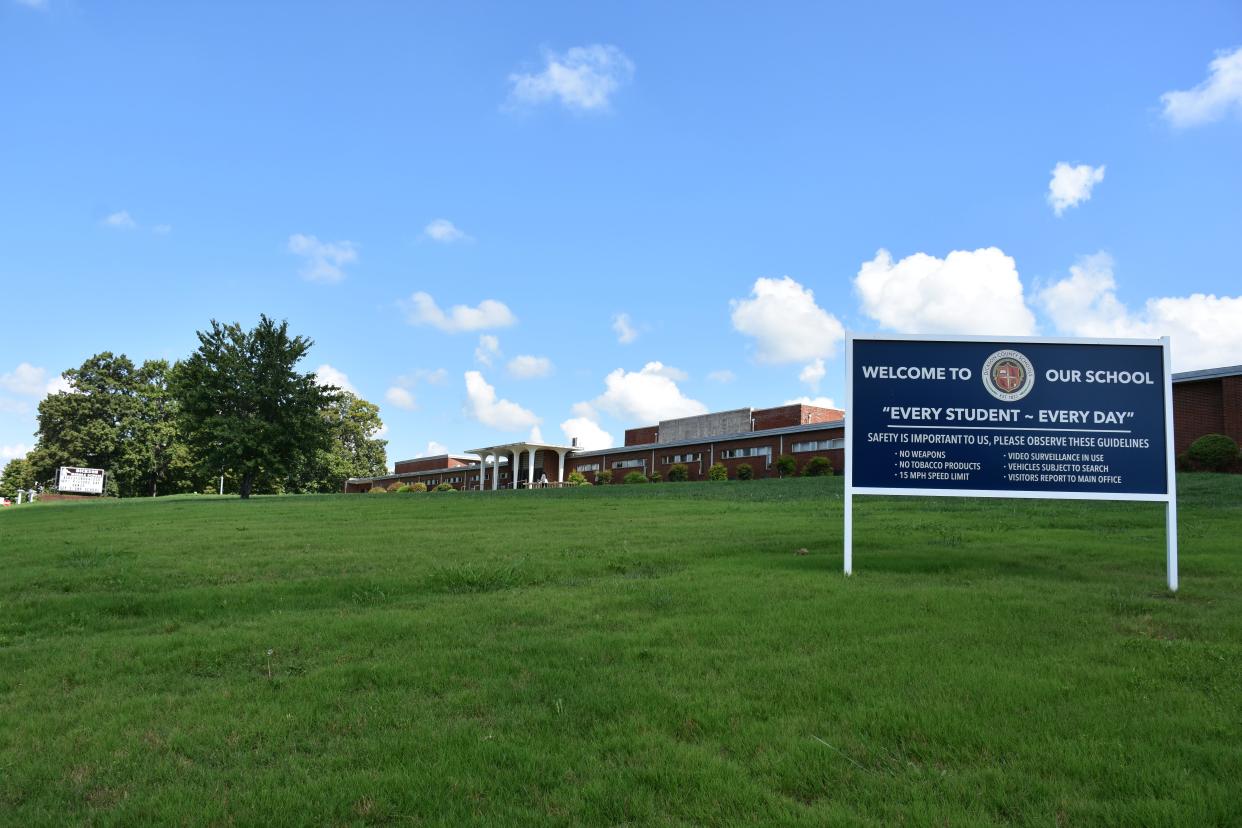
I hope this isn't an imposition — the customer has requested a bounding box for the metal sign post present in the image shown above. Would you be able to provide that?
[844,333,1178,590]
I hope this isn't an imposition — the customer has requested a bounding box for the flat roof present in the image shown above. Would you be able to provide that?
[347,418,848,483]
[570,417,846,458]
[391,453,481,466]
[1173,364,1242,383]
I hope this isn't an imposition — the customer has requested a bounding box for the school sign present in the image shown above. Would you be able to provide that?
[845,334,1178,589]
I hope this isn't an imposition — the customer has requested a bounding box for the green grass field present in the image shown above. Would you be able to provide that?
[1,476,1240,826]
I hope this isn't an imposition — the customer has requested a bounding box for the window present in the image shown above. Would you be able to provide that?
[448,476,462,483]
[576,463,600,472]
[660,453,701,464]
[612,458,645,469]
[791,438,843,452]
[719,446,772,460]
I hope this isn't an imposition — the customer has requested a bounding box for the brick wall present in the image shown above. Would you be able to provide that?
[753,404,844,430]
[1173,380,1226,455]
[393,456,472,474]
[624,426,660,446]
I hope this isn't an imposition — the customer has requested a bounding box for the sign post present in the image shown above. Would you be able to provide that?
[845,334,1177,590]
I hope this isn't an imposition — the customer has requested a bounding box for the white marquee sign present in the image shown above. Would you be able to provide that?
[58,466,106,495]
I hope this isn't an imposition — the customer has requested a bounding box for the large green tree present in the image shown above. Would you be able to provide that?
[287,392,388,493]
[0,457,36,498]
[26,353,204,497]
[173,316,337,499]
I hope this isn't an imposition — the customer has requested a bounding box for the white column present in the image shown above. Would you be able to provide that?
[527,448,536,487]
[479,458,485,491]
[491,454,499,491]
[557,449,567,482]
[512,448,521,489]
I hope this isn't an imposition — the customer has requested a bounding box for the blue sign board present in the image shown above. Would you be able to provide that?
[847,335,1173,499]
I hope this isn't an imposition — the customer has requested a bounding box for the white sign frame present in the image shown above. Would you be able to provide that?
[57,466,106,495]
[844,333,1178,590]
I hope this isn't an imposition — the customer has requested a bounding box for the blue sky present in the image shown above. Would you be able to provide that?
[2,1,1240,466]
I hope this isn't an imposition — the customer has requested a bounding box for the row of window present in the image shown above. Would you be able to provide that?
[791,439,843,452]
[719,446,772,460]
[574,439,839,473]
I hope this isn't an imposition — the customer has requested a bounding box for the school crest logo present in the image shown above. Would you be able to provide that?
[982,349,1035,402]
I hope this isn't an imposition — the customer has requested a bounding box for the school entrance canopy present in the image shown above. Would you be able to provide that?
[464,441,579,490]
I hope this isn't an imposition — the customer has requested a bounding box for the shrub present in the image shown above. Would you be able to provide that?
[623,471,648,484]
[803,456,832,477]
[596,470,614,485]
[736,463,753,480]
[708,463,728,481]
[776,454,797,477]
[1187,434,1239,472]
[385,482,402,492]
[666,463,689,482]
[649,470,662,483]
[567,470,589,486]
[409,482,428,493]
[433,482,456,492]
[392,484,410,493]
[368,486,386,494]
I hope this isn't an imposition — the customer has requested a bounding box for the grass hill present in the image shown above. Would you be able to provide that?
[1,476,1239,825]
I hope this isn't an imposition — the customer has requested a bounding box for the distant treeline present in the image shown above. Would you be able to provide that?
[0,316,387,499]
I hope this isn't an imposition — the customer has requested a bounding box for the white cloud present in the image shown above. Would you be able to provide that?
[374,423,389,439]
[475,334,502,366]
[731,276,845,363]
[15,0,48,9]
[423,219,470,243]
[0,363,49,397]
[1161,46,1242,128]
[855,248,1036,336]
[784,396,839,410]
[464,371,541,431]
[314,364,358,395]
[1048,162,1106,216]
[508,355,553,379]
[403,292,516,332]
[416,440,448,458]
[612,312,638,344]
[507,44,634,112]
[528,426,545,443]
[588,362,706,424]
[570,401,597,419]
[45,375,72,395]
[707,369,736,383]
[1,443,31,460]
[1037,252,1242,371]
[420,368,448,384]
[287,233,358,283]
[385,387,417,411]
[799,358,826,390]
[102,210,137,230]
[560,416,614,450]
[0,399,29,415]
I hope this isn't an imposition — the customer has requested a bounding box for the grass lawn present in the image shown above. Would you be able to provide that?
[1,475,1239,826]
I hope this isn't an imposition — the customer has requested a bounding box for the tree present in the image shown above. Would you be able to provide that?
[776,454,797,478]
[173,316,338,499]
[286,392,388,493]
[1186,434,1239,471]
[0,457,35,498]
[803,456,832,476]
